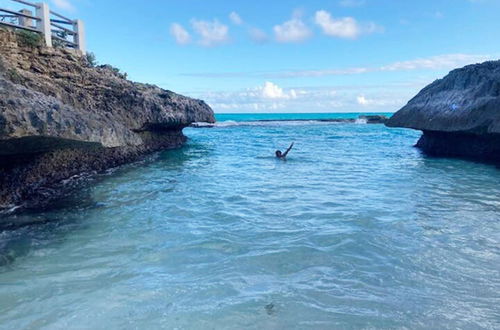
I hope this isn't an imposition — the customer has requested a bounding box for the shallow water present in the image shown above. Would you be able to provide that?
[1,117,499,329]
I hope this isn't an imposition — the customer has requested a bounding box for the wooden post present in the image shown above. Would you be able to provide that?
[19,9,33,28]
[36,2,52,47]
[73,19,86,54]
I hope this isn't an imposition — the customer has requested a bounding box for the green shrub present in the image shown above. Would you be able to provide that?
[99,64,128,79]
[85,52,97,67]
[16,30,42,48]
[52,30,68,48]
[113,67,128,79]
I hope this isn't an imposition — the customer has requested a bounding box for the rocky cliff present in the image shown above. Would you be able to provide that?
[0,28,215,209]
[386,60,500,161]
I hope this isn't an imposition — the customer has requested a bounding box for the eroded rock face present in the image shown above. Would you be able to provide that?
[0,28,215,209]
[0,30,214,148]
[387,60,500,133]
[386,60,500,161]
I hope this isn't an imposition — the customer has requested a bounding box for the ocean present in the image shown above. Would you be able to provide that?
[0,113,499,329]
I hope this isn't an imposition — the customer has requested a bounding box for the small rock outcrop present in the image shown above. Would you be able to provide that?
[386,60,500,161]
[358,115,388,124]
[0,28,215,209]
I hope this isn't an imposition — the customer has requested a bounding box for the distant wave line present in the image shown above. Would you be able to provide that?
[190,118,372,128]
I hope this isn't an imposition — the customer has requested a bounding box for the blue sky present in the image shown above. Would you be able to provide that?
[4,0,500,113]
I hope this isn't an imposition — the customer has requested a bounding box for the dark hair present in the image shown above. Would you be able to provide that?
[275,150,282,157]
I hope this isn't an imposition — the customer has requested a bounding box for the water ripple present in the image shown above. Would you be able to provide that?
[0,123,499,329]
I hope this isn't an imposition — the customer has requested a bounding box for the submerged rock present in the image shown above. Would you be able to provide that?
[0,28,215,209]
[358,115,388,124]
[265,303,275,315]
[386,60,500,161]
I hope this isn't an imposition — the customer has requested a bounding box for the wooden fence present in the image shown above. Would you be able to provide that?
[0,0,85,53]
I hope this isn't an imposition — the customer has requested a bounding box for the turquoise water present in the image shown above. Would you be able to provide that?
[215,112,393,122]
[1,114,499,329]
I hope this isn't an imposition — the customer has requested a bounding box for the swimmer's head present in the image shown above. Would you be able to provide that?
[275,150,282,158]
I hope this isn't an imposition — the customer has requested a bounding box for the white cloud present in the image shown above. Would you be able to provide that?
[190,84,410,113]
[191,19,229,47]
[278,53,490,77]
[315,10,360,39]
[379,54,490,71]
[249,28,268,43]
[314,10,382,39]
[262,81,285,99]
[286,53,492,78]
[339,0,366,7]
[260,82,298,99]
[357,95,370,105]
[229,12,243,25]
[51,0,74,12]
[192,82,311,112]
[170,23,191,45]
[274,17,312,43]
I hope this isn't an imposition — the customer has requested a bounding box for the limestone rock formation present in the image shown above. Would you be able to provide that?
[0,28,215,209]
[386,60,500,161]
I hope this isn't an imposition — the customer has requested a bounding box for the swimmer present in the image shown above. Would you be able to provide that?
[275,142,294,159]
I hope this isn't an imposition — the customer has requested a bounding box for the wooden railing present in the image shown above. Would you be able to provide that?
[0,0,85,53]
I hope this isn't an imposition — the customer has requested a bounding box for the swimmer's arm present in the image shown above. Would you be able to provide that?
[283,143,294,157]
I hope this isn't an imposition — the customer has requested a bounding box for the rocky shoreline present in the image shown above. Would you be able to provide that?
[0,131,186,211]
[0,29,215,210]
[386,60,500,162]
[415,131,500,162]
